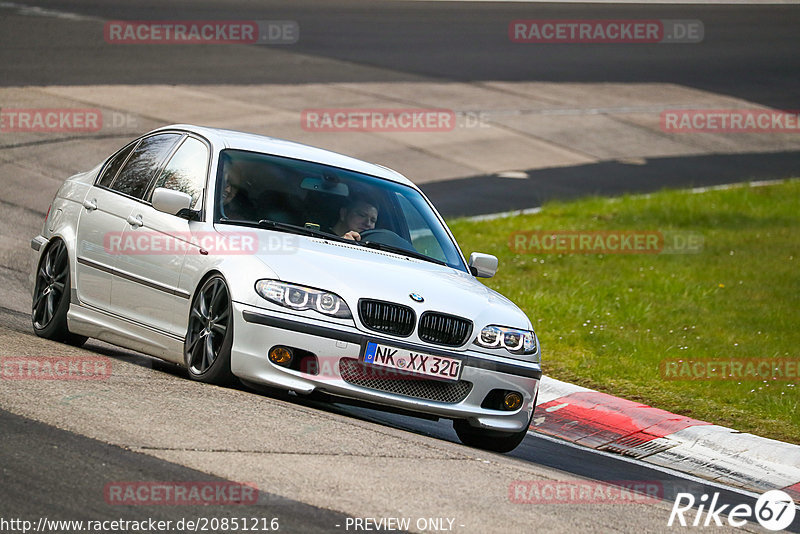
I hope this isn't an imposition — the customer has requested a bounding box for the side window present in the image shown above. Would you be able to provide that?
[148,137,208,209]
[110,133,182,200]
[97,142,136,188]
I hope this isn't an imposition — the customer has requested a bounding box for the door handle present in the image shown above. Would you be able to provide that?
[82,198,97,211]
[126,214,143,228]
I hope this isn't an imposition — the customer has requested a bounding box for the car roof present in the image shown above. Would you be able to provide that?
[153,124,416,188]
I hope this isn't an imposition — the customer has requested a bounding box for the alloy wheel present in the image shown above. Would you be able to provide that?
[186,277,231,375]
[32,240,69,330]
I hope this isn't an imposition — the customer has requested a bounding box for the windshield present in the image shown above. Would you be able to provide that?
[215,149,467,272]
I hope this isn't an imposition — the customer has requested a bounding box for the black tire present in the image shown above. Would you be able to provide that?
[31,239,88,347]
[184,274,235,385]
[453,392,537,453]
[452,419,530,453]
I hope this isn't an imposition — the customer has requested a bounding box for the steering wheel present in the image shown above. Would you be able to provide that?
[359,229,415,250]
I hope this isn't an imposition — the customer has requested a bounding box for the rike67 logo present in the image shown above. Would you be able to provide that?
[668,490,796,531]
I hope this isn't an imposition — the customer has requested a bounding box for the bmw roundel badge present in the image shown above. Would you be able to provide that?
[409,293,424,303]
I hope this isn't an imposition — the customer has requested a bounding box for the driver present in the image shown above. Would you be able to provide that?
[330,195,378,241]
[220,155,255,221]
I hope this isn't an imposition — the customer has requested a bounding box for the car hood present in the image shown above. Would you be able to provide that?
[219,227,532,331]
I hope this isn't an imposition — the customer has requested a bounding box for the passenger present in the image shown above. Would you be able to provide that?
[330,195,378,241]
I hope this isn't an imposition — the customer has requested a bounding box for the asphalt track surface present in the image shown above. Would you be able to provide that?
[2,0,798,110]
[2,306,797,533]
[2,0,798,215]
[0,408,353,533]
[425,150,800,217]
[1,0,800,532]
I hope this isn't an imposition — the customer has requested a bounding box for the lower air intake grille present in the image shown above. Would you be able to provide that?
[358,299,415,337]
[339,358,472,404]
[418,312,473,346]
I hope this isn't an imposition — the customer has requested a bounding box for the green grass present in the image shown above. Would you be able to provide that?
[448,180,800,444]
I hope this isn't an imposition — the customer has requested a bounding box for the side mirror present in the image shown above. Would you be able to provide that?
[152,188,193,217]
[468,252,498,278]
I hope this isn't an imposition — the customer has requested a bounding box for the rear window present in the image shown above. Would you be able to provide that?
[110,133,182,200]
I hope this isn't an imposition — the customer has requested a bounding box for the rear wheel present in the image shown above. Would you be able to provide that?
[184,275,235,385]
[31,239,87,346]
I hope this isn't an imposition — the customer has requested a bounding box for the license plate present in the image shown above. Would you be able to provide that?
[362,341,462,382]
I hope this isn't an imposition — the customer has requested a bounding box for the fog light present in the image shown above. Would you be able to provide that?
[503,392,523,411]
[269,346,293,367]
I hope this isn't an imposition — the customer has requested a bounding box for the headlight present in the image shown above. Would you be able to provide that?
[255,280,352,319]
[474,325,537,355]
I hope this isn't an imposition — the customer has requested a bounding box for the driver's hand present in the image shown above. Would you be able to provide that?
[343,231,361,241]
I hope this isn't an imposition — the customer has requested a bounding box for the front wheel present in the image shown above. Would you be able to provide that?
[453,392,536,454]
[184,275,235,385]
[31,239,87,347]
[452,419,530,453]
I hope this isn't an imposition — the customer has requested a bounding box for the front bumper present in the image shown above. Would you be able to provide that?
[230,303,541,433]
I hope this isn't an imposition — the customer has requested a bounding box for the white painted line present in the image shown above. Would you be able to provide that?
[0,1,100,21]
[402,0,800,4]
[496,170,530,179]
[688,178,787,194]
[467,206,542,222]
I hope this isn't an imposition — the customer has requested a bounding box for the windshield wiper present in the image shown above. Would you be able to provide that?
[219,217,343,241]
[359,240,447,266]
[256,219,329,238]
[258,220,366,245]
